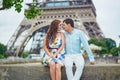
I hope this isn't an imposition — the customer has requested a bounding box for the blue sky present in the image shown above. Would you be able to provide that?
[0,0,120,46]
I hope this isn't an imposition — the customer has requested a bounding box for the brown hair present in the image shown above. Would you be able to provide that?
[63,18,74,28]
[46,19,61,47]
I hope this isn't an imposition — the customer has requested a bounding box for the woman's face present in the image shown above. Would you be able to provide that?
[58,22,62,31]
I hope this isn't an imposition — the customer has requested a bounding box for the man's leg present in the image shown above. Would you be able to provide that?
[72,55,85,80]
[64,55,73,80]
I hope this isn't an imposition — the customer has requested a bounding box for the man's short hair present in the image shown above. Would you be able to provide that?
[63,18,74,28]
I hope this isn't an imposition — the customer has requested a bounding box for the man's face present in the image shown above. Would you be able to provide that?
[62,22,69,32]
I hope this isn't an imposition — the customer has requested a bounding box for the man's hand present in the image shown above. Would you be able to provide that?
[90,62,95,65]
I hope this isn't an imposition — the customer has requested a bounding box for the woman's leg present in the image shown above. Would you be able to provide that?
[55,63,62,80]
[49,61,56,80]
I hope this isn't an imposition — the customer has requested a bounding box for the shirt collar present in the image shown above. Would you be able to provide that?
[68,28,75,34]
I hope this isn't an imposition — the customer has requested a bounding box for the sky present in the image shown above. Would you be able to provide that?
[0,0,120,46]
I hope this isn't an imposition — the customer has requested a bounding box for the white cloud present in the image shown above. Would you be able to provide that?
[0,7,24,45]
[93,0,120,46]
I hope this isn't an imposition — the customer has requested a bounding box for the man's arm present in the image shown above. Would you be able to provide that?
[79,31,95,64]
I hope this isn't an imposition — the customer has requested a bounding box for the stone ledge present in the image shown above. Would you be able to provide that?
[0,63,120,80]
[0,56,119,64]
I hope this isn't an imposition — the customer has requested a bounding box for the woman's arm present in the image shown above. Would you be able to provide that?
[43,35,53,57]
[54,32,65,57]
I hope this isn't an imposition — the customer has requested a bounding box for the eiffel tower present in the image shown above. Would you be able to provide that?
[7,0,104,56]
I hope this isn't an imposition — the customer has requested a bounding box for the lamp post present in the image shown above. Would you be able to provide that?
[39,32,45,54]
[118,35,120,47]
[118,35,120,57]
[0,0,3,10]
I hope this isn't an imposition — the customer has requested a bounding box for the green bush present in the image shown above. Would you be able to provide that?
[22,51,29,58]
[88,38,118,56]
[0,54,4,58]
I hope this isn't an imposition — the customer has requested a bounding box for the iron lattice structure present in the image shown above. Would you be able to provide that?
[7,0,104,56]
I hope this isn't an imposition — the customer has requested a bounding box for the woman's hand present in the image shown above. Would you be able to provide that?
[53,54,57,58]
[50,54,54,58]
[49,54,57,58]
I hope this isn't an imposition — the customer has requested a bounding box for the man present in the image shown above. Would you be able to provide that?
[62,18,95,80]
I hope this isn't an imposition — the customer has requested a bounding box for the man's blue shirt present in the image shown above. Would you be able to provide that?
[64,29,94,62]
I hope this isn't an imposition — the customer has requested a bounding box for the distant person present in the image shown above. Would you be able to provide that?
[63,18,95,80]
[42,19,65,80]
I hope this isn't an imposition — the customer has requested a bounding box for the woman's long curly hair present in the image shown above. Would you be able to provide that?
[46,19,61,47]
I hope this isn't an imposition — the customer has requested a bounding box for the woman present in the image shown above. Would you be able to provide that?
[42,19,65,80]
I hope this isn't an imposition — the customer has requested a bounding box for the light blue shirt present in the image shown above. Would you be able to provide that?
[64,29,94,62]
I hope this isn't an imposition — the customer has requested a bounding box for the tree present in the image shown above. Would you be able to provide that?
[1,0,42,19]
[2,0,23,12]
[105,38,116,50]
[0,42,7,58]
[24,5,42,19]
[117,46,120,56]
[88,38,117,56]
[110,47,118,56]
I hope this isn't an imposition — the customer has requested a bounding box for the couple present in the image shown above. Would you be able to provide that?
[42,18,95,80]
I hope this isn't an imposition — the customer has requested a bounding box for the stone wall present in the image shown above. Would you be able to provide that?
[85,57,118,64]
[0,63,120,80]
[0,57,119,64]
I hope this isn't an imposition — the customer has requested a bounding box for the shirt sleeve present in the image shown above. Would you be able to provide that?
[79,31,95,62]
